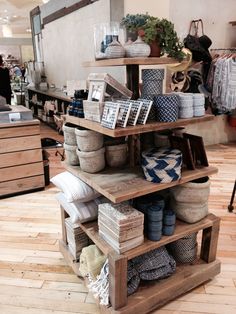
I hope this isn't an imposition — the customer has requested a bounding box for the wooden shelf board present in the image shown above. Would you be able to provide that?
[82,57,181,67]
[64,114,214,138]
[59,240,81,277]
[78,213,218,260]
[27,86,72,102]
[229,21,236,26]
[65,164,218,203]
[78,221,114,256]
[106,259,221,314]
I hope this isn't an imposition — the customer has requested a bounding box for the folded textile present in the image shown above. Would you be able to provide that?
[79,245,106,279]
[131,246,176,281]
[88,259,109,306]
[127,262,140,296]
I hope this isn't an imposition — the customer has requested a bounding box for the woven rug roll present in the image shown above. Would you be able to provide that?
[154,94,179,122]
[142,148,182,183]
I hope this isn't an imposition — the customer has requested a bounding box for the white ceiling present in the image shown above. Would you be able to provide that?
[0,0,47,36]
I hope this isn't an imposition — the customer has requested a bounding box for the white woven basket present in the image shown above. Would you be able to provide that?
[77,147,105,173]
[64,143,80,166]
[75,128,103,152]
[105,144,127,167]
[63,125,77,146]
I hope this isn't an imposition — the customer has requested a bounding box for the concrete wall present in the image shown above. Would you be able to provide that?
[41,0,125,88]
[124,0,170,19]
[169,0,236,48]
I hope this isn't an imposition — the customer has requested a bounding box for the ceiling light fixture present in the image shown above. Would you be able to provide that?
[42,0,50,3]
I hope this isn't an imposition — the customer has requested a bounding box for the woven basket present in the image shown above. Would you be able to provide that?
[77,147,105,173]
[63,143,80,166]
[63,124,77,146]
[142,148,182,183]
[154,94,179,122]
[171,177,210,204]
[141,69,164,96]
[168,233,198,264]
[172,199,208,223]
[105,143,127,167]
[75,128,103,152]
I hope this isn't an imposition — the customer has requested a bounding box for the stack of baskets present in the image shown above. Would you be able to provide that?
[141,69,165,121]
[63,124,80,166]
[75,128,105,173]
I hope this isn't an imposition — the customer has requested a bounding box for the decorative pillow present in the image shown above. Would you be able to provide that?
[51,171,100,202]
[56,193,107,223]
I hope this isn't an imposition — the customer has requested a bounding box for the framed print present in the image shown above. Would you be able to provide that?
[137,99,153,124]
[101,102,120,129]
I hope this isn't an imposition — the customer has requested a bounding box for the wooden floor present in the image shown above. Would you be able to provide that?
[0,122,236,314]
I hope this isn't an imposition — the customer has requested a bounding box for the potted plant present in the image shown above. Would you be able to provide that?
[121,14,185,60]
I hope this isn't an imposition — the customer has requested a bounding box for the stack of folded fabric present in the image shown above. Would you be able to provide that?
[131,246,176,281]
[98,203,144,254]
[193,93,205,116]
[65,217,89,260]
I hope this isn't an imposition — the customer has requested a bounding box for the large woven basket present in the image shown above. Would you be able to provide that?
[171,177,210,204]
[141,148,182,183]
[167,233,198,264]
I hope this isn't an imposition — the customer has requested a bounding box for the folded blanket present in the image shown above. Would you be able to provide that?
[79,245,106,279]
[127,262,140,295]
[132,246,176,281]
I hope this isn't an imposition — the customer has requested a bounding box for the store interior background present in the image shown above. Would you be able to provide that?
[1,0,236,144]
[39,0,236,145]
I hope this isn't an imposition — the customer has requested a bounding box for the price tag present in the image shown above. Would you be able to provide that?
[9,112,21,122]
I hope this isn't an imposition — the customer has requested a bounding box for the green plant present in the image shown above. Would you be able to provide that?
[121,14,185,61]
[121,13,150,32]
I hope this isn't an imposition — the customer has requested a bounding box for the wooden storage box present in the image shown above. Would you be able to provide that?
[83,100,104,122]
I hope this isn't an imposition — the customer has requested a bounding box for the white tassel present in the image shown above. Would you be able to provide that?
[88,259,109,306]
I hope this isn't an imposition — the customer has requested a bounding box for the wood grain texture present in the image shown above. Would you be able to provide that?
[64,114,215,138]
[0,122,235,314]
[0,135,41,154]
[82,57,182,67]
[0,124,40,139]
[65,164,218,203]
[0,162,44,182]
[0,175,45,197]
[0,149,43,168]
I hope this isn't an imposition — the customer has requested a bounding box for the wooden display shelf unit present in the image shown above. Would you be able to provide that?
[58,57,220,314]
[60,203,221,313]
[64,114,215,138]
[64,163,218,203]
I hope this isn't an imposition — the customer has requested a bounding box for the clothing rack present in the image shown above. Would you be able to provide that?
[210,48,236,51]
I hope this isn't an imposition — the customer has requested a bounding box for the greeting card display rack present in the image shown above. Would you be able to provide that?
[59,57,220,314]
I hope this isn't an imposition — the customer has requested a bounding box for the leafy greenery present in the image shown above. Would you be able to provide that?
[121,14,150,32]
[121,14,185,61]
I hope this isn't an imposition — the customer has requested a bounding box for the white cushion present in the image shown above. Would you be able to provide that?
[51,171,100,202]
[56,192,100,223]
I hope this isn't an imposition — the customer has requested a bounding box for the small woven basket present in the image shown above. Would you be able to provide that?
[141,148,182,183]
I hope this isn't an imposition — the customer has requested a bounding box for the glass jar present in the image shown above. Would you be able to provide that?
[93,22,124,60]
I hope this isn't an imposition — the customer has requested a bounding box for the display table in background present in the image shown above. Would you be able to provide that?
[0,107,44,197]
